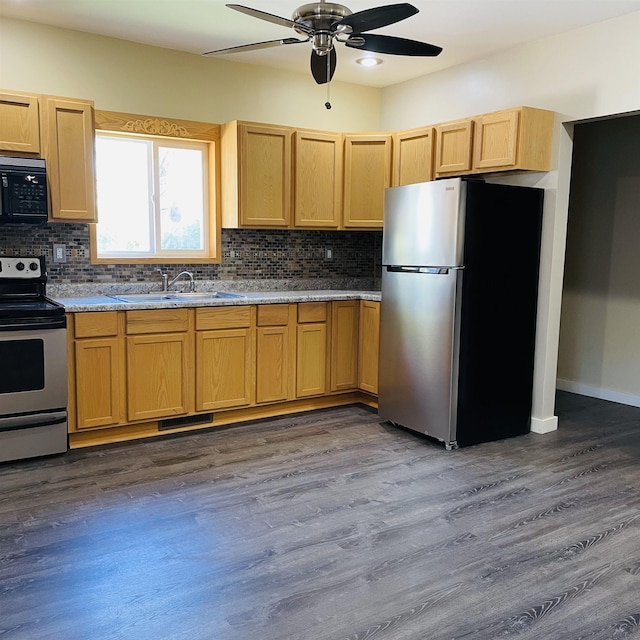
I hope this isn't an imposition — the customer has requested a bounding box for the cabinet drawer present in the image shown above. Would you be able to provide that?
[257,304,289,326]
[297,302,327,323]
[74,311,119,338]
[126,309,190,334]
[196,306,252,330]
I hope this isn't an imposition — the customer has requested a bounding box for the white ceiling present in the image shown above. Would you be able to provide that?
[2,0,640,87]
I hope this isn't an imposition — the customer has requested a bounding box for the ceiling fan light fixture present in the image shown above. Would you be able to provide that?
[356,56,382,67]
[206,3,441,89]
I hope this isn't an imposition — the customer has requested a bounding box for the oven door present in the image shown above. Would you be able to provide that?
[0,323,67,417]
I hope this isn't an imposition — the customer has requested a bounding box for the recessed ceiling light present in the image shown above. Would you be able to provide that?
[356,57,383,67]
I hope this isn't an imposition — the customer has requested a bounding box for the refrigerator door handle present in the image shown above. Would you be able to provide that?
[386,266,453,275]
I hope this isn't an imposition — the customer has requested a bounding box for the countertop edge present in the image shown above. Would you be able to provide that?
[55,290,381,312]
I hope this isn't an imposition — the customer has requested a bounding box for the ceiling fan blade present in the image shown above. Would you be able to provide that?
[335,3,418,33]
[346,33,442,56]
[203,37,308,56]
[310,49,337,85]
[226,4,313,35]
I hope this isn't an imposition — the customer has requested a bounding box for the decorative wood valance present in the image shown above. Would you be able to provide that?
[95,110,220,141]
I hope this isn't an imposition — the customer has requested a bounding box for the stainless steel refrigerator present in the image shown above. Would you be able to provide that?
[378,177,543,449]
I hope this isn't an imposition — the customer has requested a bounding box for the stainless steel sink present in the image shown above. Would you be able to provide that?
[109,292,247,303]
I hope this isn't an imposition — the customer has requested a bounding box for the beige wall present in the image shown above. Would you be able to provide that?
[558,115,640,407]
[380,12,640,129]
[0,17,380,131]
[380,11,640,431]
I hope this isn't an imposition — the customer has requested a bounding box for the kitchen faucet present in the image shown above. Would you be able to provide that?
[156,268,196,292]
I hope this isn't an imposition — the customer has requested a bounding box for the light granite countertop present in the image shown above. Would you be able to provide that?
[53,289,381,313]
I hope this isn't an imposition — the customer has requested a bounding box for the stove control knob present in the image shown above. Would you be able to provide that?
[16,261,25,271]
[29,262,39,271]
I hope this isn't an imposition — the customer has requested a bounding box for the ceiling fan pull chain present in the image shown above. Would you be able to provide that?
[325,51,332,109]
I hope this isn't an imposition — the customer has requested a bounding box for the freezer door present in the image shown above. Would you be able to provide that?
[382,178,466,268]
[378,267,462,444]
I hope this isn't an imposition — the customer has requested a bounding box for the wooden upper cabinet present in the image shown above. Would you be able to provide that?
[221,121,292,228]
[293,129,342,228]
[473,109,519,170]
[436,107,554,177]
[343,133,392,228]
[392,126,434,186]
[473,106,554,172]
[0,91,40,153]
[435,119,474,175]
[40,96,97,222]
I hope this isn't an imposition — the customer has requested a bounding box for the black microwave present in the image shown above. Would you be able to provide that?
[0,156,49,224]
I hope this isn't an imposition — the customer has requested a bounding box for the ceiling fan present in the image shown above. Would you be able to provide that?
[202,2,442,86]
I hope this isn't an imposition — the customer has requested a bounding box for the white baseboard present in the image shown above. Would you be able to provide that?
[530,415,558,434]
[556,378,640,409]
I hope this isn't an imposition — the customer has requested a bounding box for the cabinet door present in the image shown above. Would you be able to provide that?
[392,127,434,186]
[74,337,124,429]
[41,97,97,222]
[331,300,359,391]
[296,323,327,397]
[358,301,380,394]
[127,333,192,421]
[239,123,292,227]
[473,109,519,170]
[256,326,290,404]
[293,129,342,228]
[0,92,40,153]
[196,328,253,411]
[343,134,392,228]
[435,120,473,175]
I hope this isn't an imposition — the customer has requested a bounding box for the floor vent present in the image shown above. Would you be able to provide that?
[159,413,214,431]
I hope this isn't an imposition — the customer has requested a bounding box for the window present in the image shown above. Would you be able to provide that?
[91,111,220,264]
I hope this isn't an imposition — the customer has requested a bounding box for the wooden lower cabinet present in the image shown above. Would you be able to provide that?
[256,325,290,403]
[331,300,359,391]
[194,305,254,411]
[196,328,253,410]
[74,337,124,429]
[70,312,125,431]
[358,301,380,394]
[69,300,381,443]
[127,332,193,421]
[255,304,292,404]
[296,302,328,398]
[296,323,327,397]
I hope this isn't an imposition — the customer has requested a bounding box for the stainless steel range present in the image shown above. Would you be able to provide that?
[0,256,68,462]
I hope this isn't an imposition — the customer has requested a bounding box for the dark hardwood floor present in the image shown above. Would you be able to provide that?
[2,391,640,640]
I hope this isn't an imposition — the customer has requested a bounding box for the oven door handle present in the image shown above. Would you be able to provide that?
[0,411,67,433]
[0,317,66,331]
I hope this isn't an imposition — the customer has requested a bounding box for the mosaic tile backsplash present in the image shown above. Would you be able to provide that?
[1,223,383,287]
